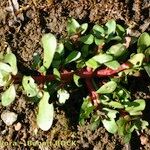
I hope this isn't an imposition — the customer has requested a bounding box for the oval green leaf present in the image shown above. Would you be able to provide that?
[65,51,81,64]
[1,84,16,106]
[4,52,18,75]
[104,60,120,70]
[67,18,80,36]
[107,43,126,57]
[137,32,150,52]
[37,91,54,131]
[105,19,116,35]
[41,33,57,69]
[22,76,39,97]
[102,118,118,134]
[92,54,113,64]
[80,34,94,45]
[97,81,117,94]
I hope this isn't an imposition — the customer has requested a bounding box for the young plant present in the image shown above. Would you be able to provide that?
[0,19,149,143]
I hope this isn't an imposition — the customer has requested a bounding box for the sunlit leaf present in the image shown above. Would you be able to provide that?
[41,33,57,69]
[22,76,40,97]
[37,91,54,131]
[108,101,124,109]
[0,62,12,73]
[80,34,94,45]
[107,43,126,57]
[97,81,117,94]
[128,53,145,67]
[125,99,146,116]
[56,43,64,55]
[116,24,125,37]
[0,71,11,87]
[73,74,81,87]
[104,60,120,70]
[65,51,81,64]
[1,84,16,106]
[102,118,118,134]
[137,32,150,52]
[105,19,116,35]
[93,25,105,37]
[57,89,70,104]
[4,52,17,75]
[94,38,104,46]
[103,108,118,119]
[53,68,61,81]
[86,58,99,70]
[67,18,80,36]
[92,54,113,64]
[80,23,88,34]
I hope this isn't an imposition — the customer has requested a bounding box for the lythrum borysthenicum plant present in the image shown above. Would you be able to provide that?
[0,18,150,143]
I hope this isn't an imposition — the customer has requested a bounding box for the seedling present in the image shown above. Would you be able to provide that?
[0,18,150,143]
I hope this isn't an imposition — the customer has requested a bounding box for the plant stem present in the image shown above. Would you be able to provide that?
[85,78,99,106]
[13,62,131,84]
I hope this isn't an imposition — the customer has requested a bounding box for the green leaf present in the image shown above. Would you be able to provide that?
[4,52,17,75]
[22,76,40,97]
[79,97,95,125]
[108,101,124,109]
[67,18,80,36]
[117,118,128,136]
[103,108,118,119]
[80,23,88,34]
[57,89,70,104]
[56,43,64,55]
[37,91,54,131]
[140,120,149,129]
[125,99,146,116]
[80,34,94,45]
[94,38,104,46]
[53,68,61,81]
[0,71,11,87]
[102,118,118,134]
[81,45,89,58]
[32,53,42,69]
[1,84,16,106]
[41,33,57,69]
[93,25,105,37]
[128,53,145,67]
[73,74,81,87]
[92,54,113,64]
[90,115,100,130]
[104,60,120,70]
[85,58,99,70]
[144,64,150,77]
[65,51,81,64]
[0,62,12,73]
[97,81,117,94]
[124,132,132,143]
[107,43,126,57]
[137,32,150,52]
[105,19,116,35]
[116,24,125,37]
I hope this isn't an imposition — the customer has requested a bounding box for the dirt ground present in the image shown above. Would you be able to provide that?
[0,0,150,149]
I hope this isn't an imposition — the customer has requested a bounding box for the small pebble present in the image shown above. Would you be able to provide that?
[140,135,149,145]
[1,110,18,126]
[14,122,22,131]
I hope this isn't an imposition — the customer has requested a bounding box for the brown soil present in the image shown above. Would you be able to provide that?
[0,0,150,149]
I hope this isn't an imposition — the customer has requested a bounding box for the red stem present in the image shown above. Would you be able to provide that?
[13,62,131,84]
[85,78,99,106]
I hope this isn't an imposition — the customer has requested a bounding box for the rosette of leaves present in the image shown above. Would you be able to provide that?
[0,51,17,106]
